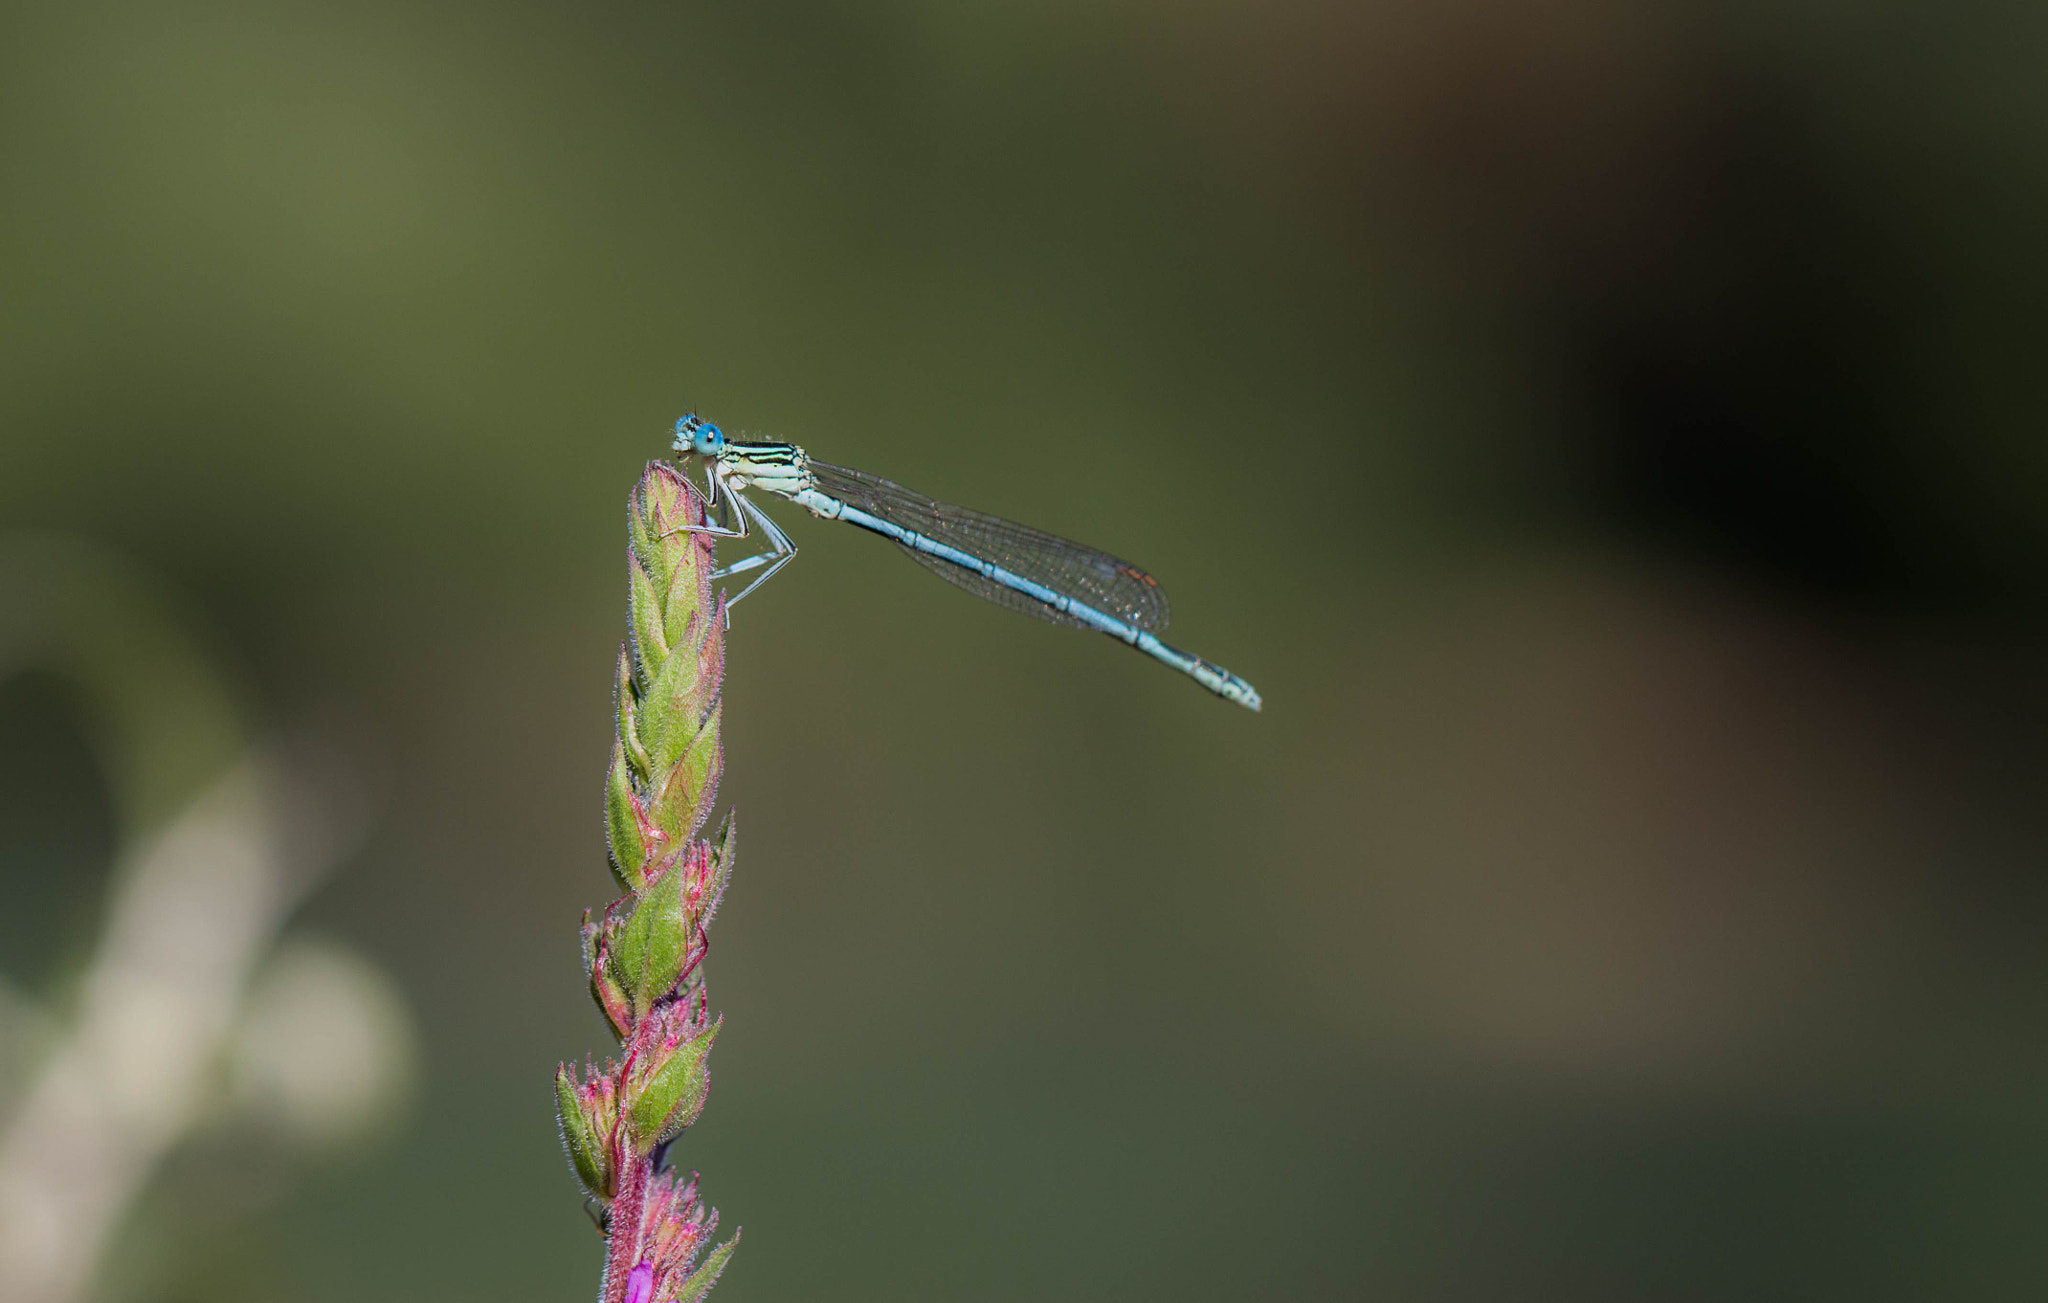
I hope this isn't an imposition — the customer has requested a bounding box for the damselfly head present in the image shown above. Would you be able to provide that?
[671,414,726,458]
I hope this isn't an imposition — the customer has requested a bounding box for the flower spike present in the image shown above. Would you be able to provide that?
[560,462,739,1302]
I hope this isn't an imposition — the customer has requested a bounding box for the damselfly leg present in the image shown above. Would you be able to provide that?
[713,492,797,610]
[662,468,800,620]
[659,464,749,544]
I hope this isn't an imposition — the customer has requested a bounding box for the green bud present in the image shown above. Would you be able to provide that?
[611,851,688,1017]
[555,1063,614,1201]
[627,1017,720,1149]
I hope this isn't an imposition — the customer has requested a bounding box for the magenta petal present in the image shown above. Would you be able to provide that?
[622,1261,654,1303]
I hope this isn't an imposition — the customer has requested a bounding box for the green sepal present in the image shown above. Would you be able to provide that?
[708,809,737,901]
[582,909,633,1040]
[555,1065,610,1200]
[627,467,678,592]
[590,948,633,1042]
[604,740,647,892]
[639,634,710,777]
[673,1231,740,1303]
[627,550,668,690]
[627,1017,720,1148]
[662,566,711,661]
[651,707,721,845]
[616,648,652,782]
[579,908,599,973]
[611,851,688,1016]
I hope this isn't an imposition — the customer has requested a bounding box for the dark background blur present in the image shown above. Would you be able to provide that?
[3,0,2047,1299]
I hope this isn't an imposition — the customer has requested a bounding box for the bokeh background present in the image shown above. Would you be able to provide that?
[3,0,2047,1298]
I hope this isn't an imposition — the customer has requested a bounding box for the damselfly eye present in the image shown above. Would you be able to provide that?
[671,415,723,456]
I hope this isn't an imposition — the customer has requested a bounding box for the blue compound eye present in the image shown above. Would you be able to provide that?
[672,415,724,456]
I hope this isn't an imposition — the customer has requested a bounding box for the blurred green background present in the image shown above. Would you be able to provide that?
[3,0,2047,1298]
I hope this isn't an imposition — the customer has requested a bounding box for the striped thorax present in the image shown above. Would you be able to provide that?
[717,441,811,498]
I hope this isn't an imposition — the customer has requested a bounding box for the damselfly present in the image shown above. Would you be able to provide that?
[668,414,1262,711]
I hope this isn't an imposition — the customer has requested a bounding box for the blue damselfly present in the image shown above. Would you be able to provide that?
[668,414,1261,711]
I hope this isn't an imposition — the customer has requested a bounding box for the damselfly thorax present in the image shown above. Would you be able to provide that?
[714,441,812,498]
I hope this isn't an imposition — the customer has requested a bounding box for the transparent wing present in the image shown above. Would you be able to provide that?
[807,460,1171,633]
